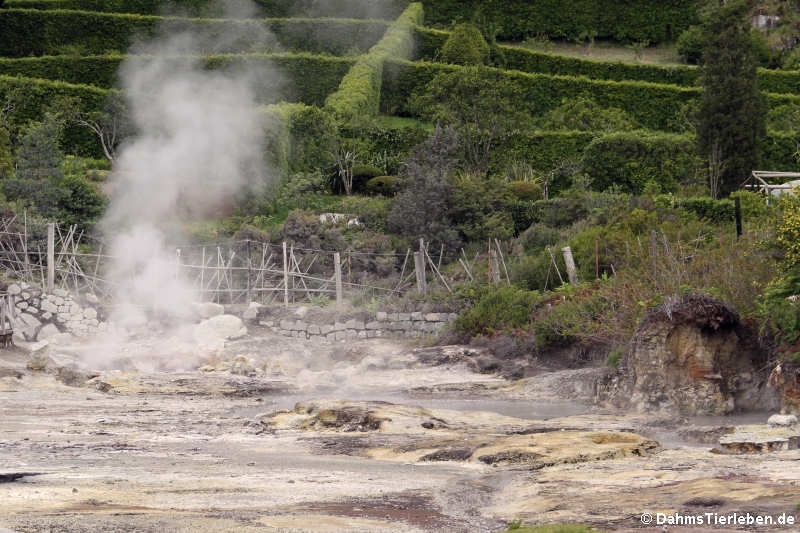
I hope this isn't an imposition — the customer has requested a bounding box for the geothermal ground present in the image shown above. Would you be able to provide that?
[1,325,799,533]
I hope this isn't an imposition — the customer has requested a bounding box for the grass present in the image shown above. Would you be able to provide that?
[507,38,683,66]
[504,525,598,533]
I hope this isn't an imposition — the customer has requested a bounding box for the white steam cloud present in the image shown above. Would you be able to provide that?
[97,0,280,348]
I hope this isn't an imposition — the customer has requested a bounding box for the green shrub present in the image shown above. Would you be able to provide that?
[729,190,770,220]
[605,349,623,368]
[350,163,384,192]
[365,175,402,196]
[381,59,700,132]
[581,131,701,194]
[676,197,735,223]
[0,9,389,57]
[0,53,354,107]
[539,96,638,132]
[677,25,704,65]
[329,195,392,233]
[325,3,422,120]
[440,23,489,66]
[767,104,800,133]
[421,0,698,43]
[455,285,541,336]
[517,222,561,252]
[506,181,543,202]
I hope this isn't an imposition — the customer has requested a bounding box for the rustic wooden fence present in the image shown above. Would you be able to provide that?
[0,216,503,306]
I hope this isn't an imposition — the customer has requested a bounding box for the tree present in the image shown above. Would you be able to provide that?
[409,66,532,174]
[696,0,766,197]
[67,93,132,163]
[539,97,638,132]
[441,23,489,66]
[388,125,462,250]
[15,114,64,181]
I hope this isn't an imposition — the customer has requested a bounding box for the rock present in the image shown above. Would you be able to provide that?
[410,312,423,321]
[597,293,756,416]
[192,302,224,319]
[308,324,320,335]
[193,314,247,348]
[16,301,28,311]
[85,293,99,305]
[20,292,30,301]
[83,308,97,319]
[321,324,334,335]
[40,300,57,313]
[243,302,262,321]
[425,313,441,322]
[366,321,381,330]
[53,288,67,298]
[7,284,21,295]
[36,324,61,341]
[17,340,49,353]
[375,311,387,321]
[53,296,64,306]
[18,312,41,328]
[767,414,798,427]
[293,306,309,318]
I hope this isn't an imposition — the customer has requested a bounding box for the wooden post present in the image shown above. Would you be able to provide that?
[282,241,289,308]
[175,248,181,281]
[414,252,426,295]
[23,209,29,281]
[46,222,54,292]
[488,245,500,284]
[561,246,579,286]
[246,240,252,303]
[734,196,743,239]
[334,252,343,306]
[595,236,599,279]
[200,246,206,299]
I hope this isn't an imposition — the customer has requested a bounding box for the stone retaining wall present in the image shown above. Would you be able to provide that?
[6,282,107,344]
[262,311,457,340]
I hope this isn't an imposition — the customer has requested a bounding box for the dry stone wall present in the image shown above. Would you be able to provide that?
[5,282,107,344]
[262,311,457,340]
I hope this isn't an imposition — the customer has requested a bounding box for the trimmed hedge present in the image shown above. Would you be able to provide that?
[414,26,800,94]
[325,2,421,120]
[421,0,699,43]
[3,0,410,18]
[0,9,389,57]
[382,59,800,132]
[0,75,108,155]
[0,53,354,106]
[381,59,698,132]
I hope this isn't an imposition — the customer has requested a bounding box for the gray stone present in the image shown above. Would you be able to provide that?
[37,323,61,341]
[411,312,423,321]
[56,313,69,323]
[7,284,21,295]
[193,314,247,348]
[42,312,52,320]
[398,313,411,321]
[193,302,225,319]
[16,302,28,311]
[279,319,294,330]
[83,307,97,320]
[357,330,367,338]
[366,321,381,330]
[366,330,377,338]
[334,322,346,332]
[41,300,57,313]
[425,313,441,322]
[85,293,99,304]
[243,302,262,321]
[376,311,387,321]
[397,321,412,330]
[308,325,321,335]
[321,324,334,335]
[768,414,798,427]
[449,313,459,321]
[87,318,99,327]
[20,292,30,301]
[294,321,308,332]
[69,303,81,314]
[16,339,49,353]
[19,312,41,328]
[388,313,399,321]
[53,288,67,298]
[334,331,345,341]
[294,306,310,318]
[345,330,357,340]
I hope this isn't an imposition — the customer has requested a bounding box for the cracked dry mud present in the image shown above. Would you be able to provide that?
[1,331,799,532]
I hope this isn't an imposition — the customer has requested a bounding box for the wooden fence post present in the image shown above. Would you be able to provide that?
[46,222,54,292]
[561,246,579,286]
[246,239,252,303]
[282,241,289,308]
[414,252,426,295]
[334,252,343,306]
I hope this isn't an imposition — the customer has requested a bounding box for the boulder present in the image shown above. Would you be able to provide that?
[767,414,798,427]
[36,323,61,341]
[193,314,247,349]
[83,307,97,319]
[7,284,21,295]
[192,302,224,319]
[243,302,262,321]
[598,293,770,415]
[18,312,42,328]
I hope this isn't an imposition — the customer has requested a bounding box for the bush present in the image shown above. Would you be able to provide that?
[767,104,800,133]
[539,96,638,132]
[675,197,735,223]
[0,53,354,107]
[677,25,704,65]
[330,195,392,233]
[382,59,699,133]
[0,9,389,57]
[455,285,541,336]
[440,23,489,66]
[325,3,422,120]
[350,163,384,193]
[581,131,701,194]
[421,0,698,43]
[365,175,402,196]
[506,181,543,202]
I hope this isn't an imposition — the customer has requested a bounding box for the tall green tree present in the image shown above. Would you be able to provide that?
[696,0,766,198]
